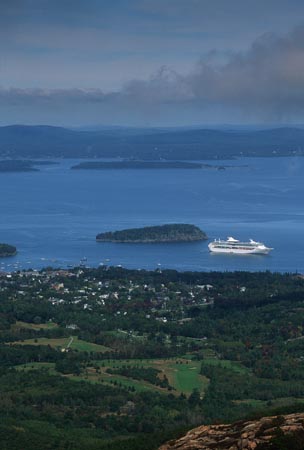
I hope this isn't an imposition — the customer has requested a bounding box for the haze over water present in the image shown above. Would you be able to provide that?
[0,156,303,273]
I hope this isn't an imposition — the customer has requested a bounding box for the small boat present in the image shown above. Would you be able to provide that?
[79,257,87,267]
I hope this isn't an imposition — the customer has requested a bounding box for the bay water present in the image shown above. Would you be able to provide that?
[0,157,303,273]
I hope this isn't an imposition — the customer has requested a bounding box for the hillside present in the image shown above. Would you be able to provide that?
[159,413,304,450]
[1,125,304,159]
[2,268,304,449]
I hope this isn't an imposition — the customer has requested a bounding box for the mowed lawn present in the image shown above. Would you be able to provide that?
[164,360,209,395]
[10,336,111,353]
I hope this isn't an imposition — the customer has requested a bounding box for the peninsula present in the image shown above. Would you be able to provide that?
[0,243,17,257]
[96,224,207,243]
[0,160,57,172]
[0,160,38,172]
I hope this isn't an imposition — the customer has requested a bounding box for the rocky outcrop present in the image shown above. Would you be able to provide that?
[159,413,304,450]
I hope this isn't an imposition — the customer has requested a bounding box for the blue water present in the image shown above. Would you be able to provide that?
[0,157,303,273]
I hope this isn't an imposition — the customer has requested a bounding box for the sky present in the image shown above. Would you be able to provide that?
[1,0,304,126]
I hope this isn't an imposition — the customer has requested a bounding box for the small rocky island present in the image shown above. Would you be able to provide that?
[0,243,17,257]
[96,224,207,243]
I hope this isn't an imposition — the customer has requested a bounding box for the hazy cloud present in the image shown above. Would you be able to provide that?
[119,24,304,121]
[186,25,304,116]
[0,87,108,104]
[1,25,304,125]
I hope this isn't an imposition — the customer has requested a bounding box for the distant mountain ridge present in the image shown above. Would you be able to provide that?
[0,125,304,159]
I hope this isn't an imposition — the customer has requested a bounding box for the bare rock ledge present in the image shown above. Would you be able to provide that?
[159,413,304,450]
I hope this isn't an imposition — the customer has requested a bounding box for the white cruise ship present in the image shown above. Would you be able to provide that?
[208,237,273,255]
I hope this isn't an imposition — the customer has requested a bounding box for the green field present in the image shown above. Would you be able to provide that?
[11,336,111,353]
[12,321,59,331]
[14,362,176,394]
[164,360,209,395]
[74,368,164,393]
[94,358,208,396]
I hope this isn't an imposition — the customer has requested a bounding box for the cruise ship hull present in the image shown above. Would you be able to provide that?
[208,238,273,255]
[208,244,271,255]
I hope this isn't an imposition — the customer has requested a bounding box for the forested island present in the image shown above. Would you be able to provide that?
[71,161,204,170]
[96,224,207,243]
[0,243,17,256]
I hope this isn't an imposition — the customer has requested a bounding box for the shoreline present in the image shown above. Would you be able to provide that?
[0,265,299,276]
